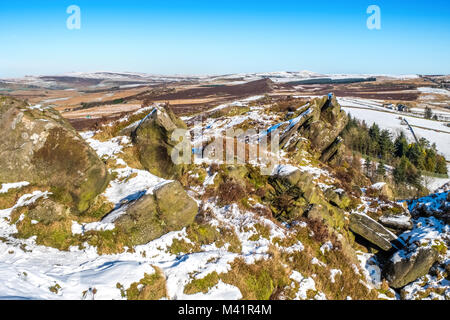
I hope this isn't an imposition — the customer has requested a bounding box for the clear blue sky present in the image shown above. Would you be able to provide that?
[1,0,449,77]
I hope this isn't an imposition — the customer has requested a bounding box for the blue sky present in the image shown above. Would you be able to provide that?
[0,0,449,77]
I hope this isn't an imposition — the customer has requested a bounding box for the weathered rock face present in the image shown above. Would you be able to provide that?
[320,137,344,163]
[368,182,395,201]
[269,166,358,261]
[349,212,399,251]
[383,246,439,289]
[279,95,348,163]
[298,96,348,155]
[270,168,322,207]
[0,97,109,214]
[132,105,188,179]
[114,181,198,245]
[324,188,351,210]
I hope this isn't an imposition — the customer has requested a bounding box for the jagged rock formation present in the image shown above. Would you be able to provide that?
[131,104,188,179]
[113,181,198,246]
[0,97,109,214]
[280,95,348,163]
[300,95,347,154]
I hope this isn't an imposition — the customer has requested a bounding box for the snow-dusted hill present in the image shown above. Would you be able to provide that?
[0,70,421,89]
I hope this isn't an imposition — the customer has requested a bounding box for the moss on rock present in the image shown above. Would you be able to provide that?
[0,96,109,216]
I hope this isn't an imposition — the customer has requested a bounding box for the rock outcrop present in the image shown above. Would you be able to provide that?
[269,166,322,218]
[383,246,439,289]
[280,95,348,163]
[298,95,348,155]
[114,181,198,245]
[324,188,351,210]
[349,212,400,251]
[0,97,109,214]
[131,105,188,179]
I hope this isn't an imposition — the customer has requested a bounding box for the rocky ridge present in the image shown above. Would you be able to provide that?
[0,94,448,300]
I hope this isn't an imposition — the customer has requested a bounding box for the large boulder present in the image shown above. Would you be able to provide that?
[113,181,198,245]
[383,246,439,289]
[0,97,109,214]
[349,212,400,251]
[131,105,188,179]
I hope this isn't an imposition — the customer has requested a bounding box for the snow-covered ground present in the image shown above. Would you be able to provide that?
[418,87,450,97]
[0,123,323,300]
[0,95,447,300]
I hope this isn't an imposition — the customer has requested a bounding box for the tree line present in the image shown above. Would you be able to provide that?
[343,115,448,187]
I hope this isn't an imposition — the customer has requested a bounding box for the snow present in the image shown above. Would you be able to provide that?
[289,271,322,300]
[181,281,243,300]
[205,203,287,264]
[83,134,170,206]
[278,241,304,253]
[259,108,312,139]
[379,215,412,229]
[203,172,218,187]
[405,191,449,214]
[0,182,30,194]
[0,125,305,299]
[423,174,450,193]
[320,241,334,255]
[311,257,326,267]
[103,167,169,205]
[0,191,50,221]
[371,182,386,190]
[85,136,130,158]
[3,90,447,300]
[271,164,299,177]
[28,104,44,111]
[71,221,115,235]
[330,269,342,283]
[418,87,450,96]
[208,95,264,113]
[357,252,382,288]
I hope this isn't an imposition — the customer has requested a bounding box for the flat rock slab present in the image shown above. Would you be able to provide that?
[349,212,399,251]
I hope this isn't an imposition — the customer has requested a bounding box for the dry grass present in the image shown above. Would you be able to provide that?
[220,254,291,300]
[217,178,246,206]
[120,145,145,170]
[184,272,220,295]
[0,185,46,210]
[123,266,168,300]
